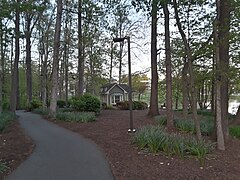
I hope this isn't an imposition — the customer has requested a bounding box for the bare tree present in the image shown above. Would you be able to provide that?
[173,0,202,141]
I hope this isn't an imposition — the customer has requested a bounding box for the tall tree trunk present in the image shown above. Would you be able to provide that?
[26,14,32,106]
[0,19,3,113]
[182,60,188,119]
[10,0,20,113]
[49,0,63,116]
[219,0,231,141]
[148,0,159,117]
[163,3,173,128]
[77,0,84,96]
[109,42,113,83]
[214,1,225,149]
[173,0,202,141]
[118,41,124,84]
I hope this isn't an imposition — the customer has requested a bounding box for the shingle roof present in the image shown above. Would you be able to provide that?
[100,83,131,94]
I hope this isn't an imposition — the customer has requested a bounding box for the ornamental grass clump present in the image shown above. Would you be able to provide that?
[175,119,195,133]
[133,126,214,165]
[185,137,214,166]
[56,112,95,123]
[229,126,240,139]
[154,116,167,126]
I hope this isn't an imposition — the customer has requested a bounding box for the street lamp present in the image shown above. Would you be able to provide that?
[113,36,135,133]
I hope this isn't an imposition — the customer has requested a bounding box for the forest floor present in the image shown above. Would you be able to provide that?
[1,109,240,180]
[0,121,35,180]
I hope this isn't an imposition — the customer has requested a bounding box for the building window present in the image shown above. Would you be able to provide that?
[111,94,123,105]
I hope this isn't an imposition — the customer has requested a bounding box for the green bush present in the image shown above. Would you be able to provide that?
[57,100,66,108]
[154,116,167,126]
[200,119,214,136]
[133,101,148,110]
[56,111,96,123]
[70,94,101,113]
[0,112,15,133]
[32,108,49,115]
[229,126,240,139]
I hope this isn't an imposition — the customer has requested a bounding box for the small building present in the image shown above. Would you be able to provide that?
[100,83,133,106]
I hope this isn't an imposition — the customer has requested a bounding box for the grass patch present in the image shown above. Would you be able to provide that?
[229,126,240,139]
[56,111,96,123]
[133,126,214,164]
[154,116,167,126]
[0,112,15,133]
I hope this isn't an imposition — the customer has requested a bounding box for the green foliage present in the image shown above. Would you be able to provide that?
[116,101,148,110]
[28,99,42,111]
[56,111,96,123]
[32,108,49,116]
[175,118,214,136]
[154,116,167,126]
[175,119,195,133]
[185,137,214,166]
[70,94,101,113]
[229,126,240,139]
[0,112,15,133]
[133,101,148,110]
[57,100,67,108]
[133,126,214,164]
[0,161,8,173]
[197,110,214,117]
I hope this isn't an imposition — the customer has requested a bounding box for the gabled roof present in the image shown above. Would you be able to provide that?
[100,83,130,94]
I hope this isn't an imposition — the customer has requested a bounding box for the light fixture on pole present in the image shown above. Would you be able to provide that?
[113,36,135,133]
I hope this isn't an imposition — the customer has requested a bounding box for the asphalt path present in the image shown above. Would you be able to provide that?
[6,110,114,180]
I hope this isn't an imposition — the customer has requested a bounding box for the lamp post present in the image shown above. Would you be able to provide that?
[113,36,135,133]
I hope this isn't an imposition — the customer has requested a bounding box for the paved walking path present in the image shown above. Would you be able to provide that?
[6,111,114,180]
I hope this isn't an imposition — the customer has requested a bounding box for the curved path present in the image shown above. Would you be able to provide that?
[6,110,114,180]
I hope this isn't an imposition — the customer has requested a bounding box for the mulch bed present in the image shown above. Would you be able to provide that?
[1,110,240,180]
[0,121,35,180]
[51,110,240,180]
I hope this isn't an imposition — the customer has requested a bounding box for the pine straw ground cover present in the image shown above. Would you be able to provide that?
[51,110,240,180]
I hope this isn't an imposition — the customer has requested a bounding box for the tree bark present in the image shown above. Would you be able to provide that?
[10,0,20,113]
[26,14,32,106]
[163,3,173,128]
[219,0,231,141]
[77,0,84,96]
[182,59,189,119]
[173,0,202,141]
[49,0,63,116]
[148,0,159,117]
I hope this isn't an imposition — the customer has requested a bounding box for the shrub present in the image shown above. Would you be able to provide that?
[57,100,66,108]
[229,126,240,139]
[116,101,129,110]
[133,101,148,110]
[56,111,96,123]
[70,94,101,113]
[0,112,15,133]
[154,116,167,126]
[32,108,49,115]
[200,119,214,136]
